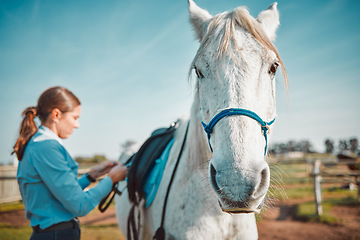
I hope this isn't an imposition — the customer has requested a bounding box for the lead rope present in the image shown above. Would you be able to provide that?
[153,121,190,240]
[98,183,123,213]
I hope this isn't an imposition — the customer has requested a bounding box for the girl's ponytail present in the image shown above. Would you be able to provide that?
[13,106,38,160]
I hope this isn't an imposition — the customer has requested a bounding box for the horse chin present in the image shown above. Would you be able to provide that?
[221,208,260,214]
[217,198,264,215]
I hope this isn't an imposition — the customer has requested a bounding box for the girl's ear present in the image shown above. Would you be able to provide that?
[50,108,62,123]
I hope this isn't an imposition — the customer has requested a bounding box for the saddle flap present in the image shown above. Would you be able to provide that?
[126,122,178,203]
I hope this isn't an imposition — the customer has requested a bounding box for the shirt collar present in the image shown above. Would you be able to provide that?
[38,125,64,145]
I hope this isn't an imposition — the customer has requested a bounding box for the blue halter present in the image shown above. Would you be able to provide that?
[201,108,275,155]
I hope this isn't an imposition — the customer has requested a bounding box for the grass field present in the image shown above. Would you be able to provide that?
[0,225,124,240]
[0,202,125,240]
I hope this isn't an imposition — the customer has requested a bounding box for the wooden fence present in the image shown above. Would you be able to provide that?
[0,166,91,204]
[0,166,21,204]
[311,158,360,216]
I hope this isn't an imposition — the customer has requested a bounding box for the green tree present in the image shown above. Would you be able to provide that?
[93,155,107,163]
[349,138,359,153]
[338,139,349,153]
[324,139,334,154]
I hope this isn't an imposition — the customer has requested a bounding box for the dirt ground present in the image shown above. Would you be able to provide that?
[1,200,360,240]
[257,201,360,240]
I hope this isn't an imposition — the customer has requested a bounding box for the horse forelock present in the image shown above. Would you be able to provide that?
[189,7,288,93]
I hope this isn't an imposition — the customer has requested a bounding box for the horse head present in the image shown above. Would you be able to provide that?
[188,0,287,214]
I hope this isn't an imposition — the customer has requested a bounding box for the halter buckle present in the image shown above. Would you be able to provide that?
[263,124,270,135]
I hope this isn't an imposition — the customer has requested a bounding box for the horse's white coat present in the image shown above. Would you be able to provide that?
[115,1,285,239]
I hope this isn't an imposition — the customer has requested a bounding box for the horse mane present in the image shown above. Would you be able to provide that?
[190,7,288,92]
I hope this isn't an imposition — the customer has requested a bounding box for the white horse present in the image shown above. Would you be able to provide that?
[115,1,288,239]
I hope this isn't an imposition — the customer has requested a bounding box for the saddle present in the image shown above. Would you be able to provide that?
[98,120,182,240]
[98,121,178,213]
[125,121,179,205]
[124,121,179,240]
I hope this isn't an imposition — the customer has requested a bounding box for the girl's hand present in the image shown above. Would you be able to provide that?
[88,161,118,179]
[108,165,128,184]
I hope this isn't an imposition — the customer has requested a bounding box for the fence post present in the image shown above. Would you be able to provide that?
[313,159,323,216]
[356,176,360,200]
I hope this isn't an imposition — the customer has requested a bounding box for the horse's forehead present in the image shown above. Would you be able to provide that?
[202,32,266,64]
[198,39,266,74]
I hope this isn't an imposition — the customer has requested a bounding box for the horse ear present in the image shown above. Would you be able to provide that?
[188,0,212,41]
[256,2,280,41]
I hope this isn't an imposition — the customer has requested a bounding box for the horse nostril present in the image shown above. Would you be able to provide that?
[256,165,270,197]
[261,168,267,180]
[210,164,221,194]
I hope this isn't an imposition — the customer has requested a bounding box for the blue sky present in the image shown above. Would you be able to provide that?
[1,0,359,164]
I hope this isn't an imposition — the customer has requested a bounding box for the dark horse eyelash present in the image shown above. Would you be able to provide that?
[194,66,205,79]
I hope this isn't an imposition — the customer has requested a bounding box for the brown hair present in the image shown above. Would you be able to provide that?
[13,86,81,160]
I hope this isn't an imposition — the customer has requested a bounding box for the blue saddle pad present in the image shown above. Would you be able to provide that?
[143,139,174,207]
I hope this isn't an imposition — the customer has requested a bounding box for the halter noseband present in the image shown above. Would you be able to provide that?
[201,108,275,155]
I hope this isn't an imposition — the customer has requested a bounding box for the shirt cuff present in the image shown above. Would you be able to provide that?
[79,174,91,189]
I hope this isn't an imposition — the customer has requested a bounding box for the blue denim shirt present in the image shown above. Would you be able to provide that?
[17,126,113,229]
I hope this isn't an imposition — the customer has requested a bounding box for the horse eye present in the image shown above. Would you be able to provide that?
[195,67,205,79]
[269,62,279,74]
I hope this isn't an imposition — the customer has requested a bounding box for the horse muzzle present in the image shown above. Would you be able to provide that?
[209,162,269,214]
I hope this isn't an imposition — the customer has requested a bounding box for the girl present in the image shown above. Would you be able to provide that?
[13,86,128,240]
